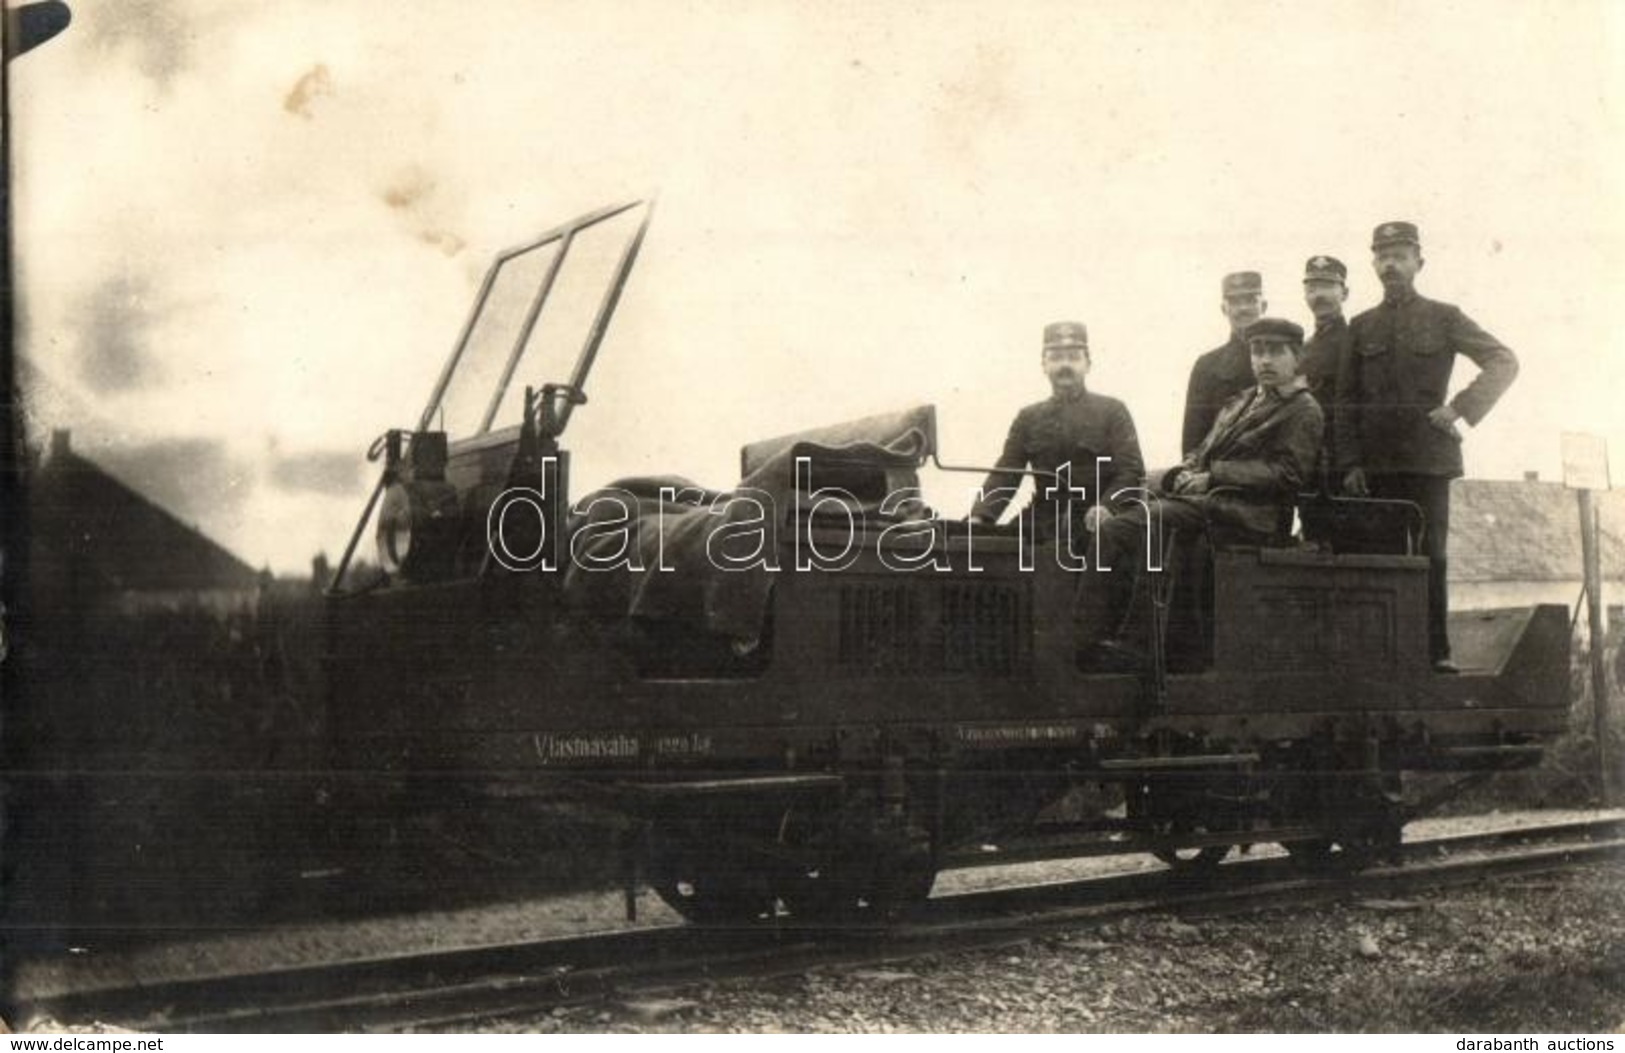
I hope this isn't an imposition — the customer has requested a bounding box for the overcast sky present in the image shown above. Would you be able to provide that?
[12,0,1625,573]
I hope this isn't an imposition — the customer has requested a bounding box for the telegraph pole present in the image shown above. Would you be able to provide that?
[1562,432,1615,804]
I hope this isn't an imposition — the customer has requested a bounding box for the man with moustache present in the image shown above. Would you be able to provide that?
[1301,255,1351,486]
[1181,271,1268,455]
[971,321,1144,543]
[1336,221,1519,673]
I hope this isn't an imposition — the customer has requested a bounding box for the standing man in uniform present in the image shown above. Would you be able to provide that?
[972,321,1144,542]
[1336,221,1519,673]
[1182,271,1268,455]
[1301,255,1351,488]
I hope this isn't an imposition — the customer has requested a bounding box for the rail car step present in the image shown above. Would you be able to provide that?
[1098,752,1260,772]
[1435,744,1545,769]
[616,773,846,798]
[1437,745,1544,759]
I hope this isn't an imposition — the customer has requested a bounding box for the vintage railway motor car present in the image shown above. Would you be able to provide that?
[323,200,1571,923]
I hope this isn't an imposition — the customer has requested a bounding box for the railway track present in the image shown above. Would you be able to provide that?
[14,816,1622,1033]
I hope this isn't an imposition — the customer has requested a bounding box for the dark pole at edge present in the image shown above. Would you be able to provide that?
[3,2,76,645]
[2,0,71,718]
[1577,488,1614,804]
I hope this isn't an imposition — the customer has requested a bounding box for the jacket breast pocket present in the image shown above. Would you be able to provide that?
[1355,341,1393,391]
[1407,330,1451,399]
[1026,417,1062,446]
[1407,319,1446,357]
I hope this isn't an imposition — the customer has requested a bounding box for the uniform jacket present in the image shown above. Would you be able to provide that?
[1334,290,1518,478]
[1164,381,1324,540]
[1302,314,1348,405]
[1181,335,1254,455]
[1301,314,1350,481]
[974,388,1145,529]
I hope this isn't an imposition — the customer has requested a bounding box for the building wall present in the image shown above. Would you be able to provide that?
[1452,579,1625,625]
[107,587,261,617]
[1453,580,1584,612]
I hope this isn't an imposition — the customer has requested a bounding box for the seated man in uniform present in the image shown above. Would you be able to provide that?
[1094,317,1323,666]
[970,320,1145,544]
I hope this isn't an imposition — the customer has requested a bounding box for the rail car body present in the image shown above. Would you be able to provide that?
[324,201,1570,922]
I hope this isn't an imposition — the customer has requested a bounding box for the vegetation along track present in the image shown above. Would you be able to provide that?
[16,817,1622,1033]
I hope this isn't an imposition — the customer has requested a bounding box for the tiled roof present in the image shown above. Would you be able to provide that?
[29,447,260,594]
[1451,479,1625,583]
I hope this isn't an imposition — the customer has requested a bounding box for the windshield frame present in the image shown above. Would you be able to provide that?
[417,197,654,440]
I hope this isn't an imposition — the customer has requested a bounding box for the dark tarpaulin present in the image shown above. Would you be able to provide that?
[563,405,937,642]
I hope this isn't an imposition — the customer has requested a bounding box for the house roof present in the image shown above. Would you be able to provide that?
[28,433,260,594]
[1451,478,1625,583]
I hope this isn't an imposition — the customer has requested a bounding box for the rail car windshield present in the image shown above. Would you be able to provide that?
[421,199,653,440]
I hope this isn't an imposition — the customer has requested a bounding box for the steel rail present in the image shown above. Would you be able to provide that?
[14,816,1622,1033]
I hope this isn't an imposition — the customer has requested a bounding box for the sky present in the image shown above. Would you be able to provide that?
[11,0,1625,574]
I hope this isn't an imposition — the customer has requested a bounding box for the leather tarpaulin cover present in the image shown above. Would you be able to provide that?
[564,405,937,641]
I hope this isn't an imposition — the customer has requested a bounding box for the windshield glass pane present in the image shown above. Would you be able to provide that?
[492,205,648,434]
[423,200,650,440]
[430,242,560,438]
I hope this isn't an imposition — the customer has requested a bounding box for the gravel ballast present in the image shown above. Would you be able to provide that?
[13,809,1623,1033]
[488,859,1625,1034]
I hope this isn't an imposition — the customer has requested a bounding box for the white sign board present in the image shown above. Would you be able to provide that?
[1561,432,1611,491]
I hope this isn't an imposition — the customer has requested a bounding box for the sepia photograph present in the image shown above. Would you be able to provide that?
[2,0,1623,1036]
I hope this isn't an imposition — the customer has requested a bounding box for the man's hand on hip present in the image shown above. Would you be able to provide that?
[1428,405,1463,441]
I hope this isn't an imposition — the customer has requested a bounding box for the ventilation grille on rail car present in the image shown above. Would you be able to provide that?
[836,580,1032,675]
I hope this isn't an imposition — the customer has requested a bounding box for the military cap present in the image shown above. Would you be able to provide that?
[1371,221,1421,250]
[1244,317,1304,346]
[1221,271,1263,298]
[1302,255,1347,283]
[1043,320,1089,351]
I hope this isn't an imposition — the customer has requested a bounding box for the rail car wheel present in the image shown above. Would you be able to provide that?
[1329,818,1404,871]
[1279,831,1399,874]
[1279,817,1403,874]
[646,833,777,926]
[1151,842,1231,874]
[1130,774,1237,876]
[781,851,936,924]
[781,865,876,923]
[1277,764,1406,874]
[1141,804,1232,875]
[775,808,936,924]
[1280,838,1337,873]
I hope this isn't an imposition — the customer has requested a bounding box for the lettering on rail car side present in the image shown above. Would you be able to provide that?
[531,732,716,764]
[653,733,714,758]
[533,733,639,763]
[956,724,1081,745]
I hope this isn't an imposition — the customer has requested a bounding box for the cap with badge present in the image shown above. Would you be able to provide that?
[1302,255,1347,283]
[1371,221,1421,250]
[1221,271,1263,298]
[1042,320,1089,352]
[1243,317,1305,346]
